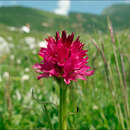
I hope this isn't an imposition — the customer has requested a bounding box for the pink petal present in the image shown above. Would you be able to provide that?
[85,70,94,76]
[64,78,71,84]
[37,73,49,80]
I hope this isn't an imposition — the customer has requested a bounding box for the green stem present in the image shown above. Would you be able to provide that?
[59,80,67,130]
[43,105,53,130]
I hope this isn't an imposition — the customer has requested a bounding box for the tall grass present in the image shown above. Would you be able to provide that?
[91,18,130,129]
[0,23,129,129]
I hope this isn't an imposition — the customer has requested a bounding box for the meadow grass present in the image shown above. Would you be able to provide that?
[0,24,130,129]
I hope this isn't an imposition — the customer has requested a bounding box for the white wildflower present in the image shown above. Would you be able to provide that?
[38,40,48,48]
[95,88,98,92]
[10,55,15,60]
[24,37,36,49]
[23,88,33,104]
[112,91,115,96]
[25,68,30,72]
[17,59,21,64]
[99,62,103,66]
[27,88,33,98]
[93,105,98,110]
[16,90,21,100]
[21,74,30,81]
[32,50,37,54]
[42,22,49,27]
[0,36,10,56]
[49,94,59,105]
[3,72,10,80]
[8,26,16,31]
[52,116,58,124]
[39,95,42,100]
[21,24,30,33]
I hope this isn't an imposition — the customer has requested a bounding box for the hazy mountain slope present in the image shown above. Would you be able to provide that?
[102,4,130,29]
[0,6,106,33]
[0,4,129,33]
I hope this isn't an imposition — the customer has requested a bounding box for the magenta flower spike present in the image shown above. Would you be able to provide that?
[33,31,94,84]
[33,31,94,130]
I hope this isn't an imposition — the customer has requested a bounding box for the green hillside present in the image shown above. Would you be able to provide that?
[102,4,130,30]
[0,6,106,33]
[0,4,129,33]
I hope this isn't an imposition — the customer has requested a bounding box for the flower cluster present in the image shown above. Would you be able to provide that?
[33,31,94,84]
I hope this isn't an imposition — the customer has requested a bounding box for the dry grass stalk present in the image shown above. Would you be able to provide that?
[120,54,130,118]
[107,61,125,129]
[92,39,109,85]
[4,72,12,120]
[108,18,130,127]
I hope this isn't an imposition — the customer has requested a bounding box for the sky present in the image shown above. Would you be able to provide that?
[0,0,129,15]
